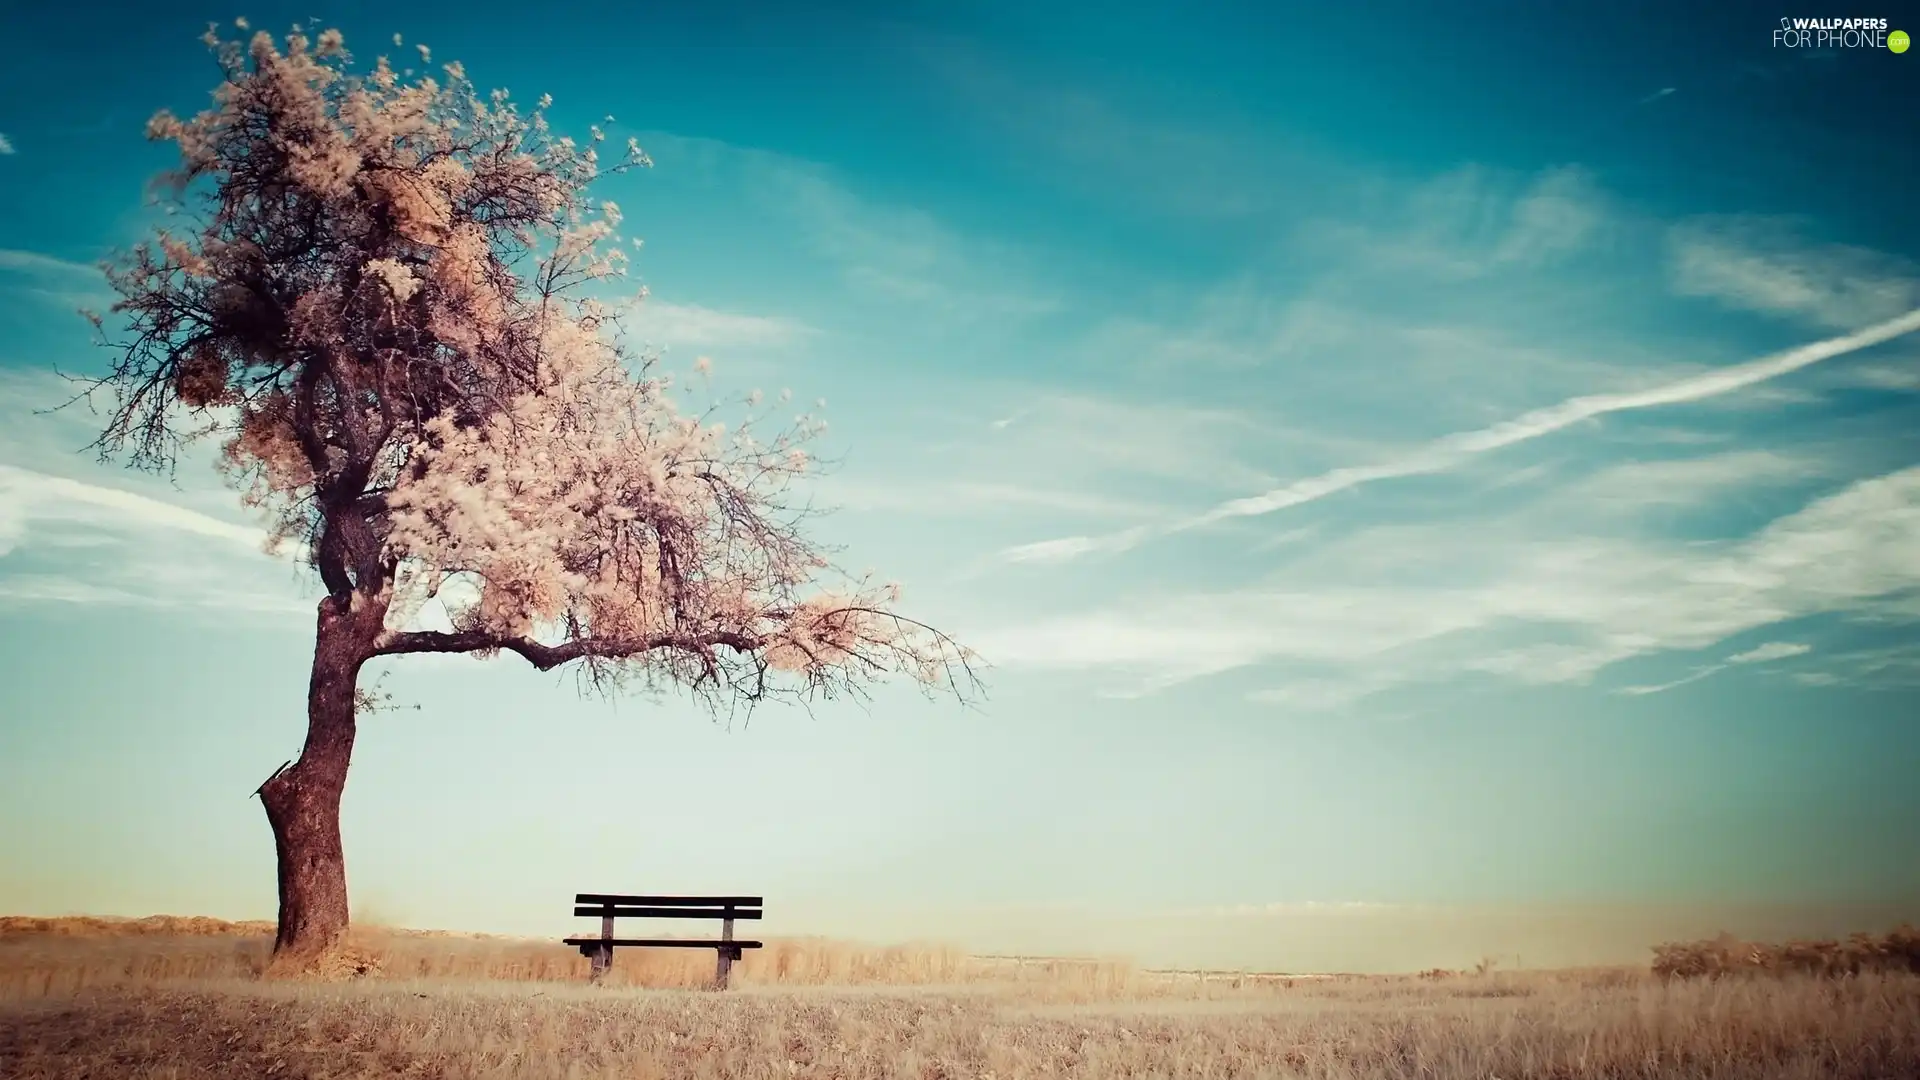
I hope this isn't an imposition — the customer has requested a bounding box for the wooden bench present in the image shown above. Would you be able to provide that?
[563,893,764,989]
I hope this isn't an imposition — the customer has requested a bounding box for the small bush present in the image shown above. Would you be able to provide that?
[1652,924,1920,980]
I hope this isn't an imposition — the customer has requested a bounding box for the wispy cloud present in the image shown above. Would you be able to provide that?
[0,249,97,277]
[1292,164,1613,283]
[0,134,14,155]
[1492,167,1608,267]
[643,132,1063,321]
[821,389,1315,546]
[1619,666,1724,696]
[0,576,149,606]
[1791,646,1920,691]
[1001,308,1920,564]
[1246,676,1399,712]
[821,478,1161,521]
[1828,364,1920,393]
[776,169,1060,318]
[0,373,307,621]
[1728,641,1811,664]
[1669,218,1920,330]
[977,464,1920,701]
[1638,87,1677,105]
[0,463,306,619]
[1001,528,1149,565]
[0,465,266,554]
[1614,637,1815,698]
[1545,450,1831,519]
[0,248,114,313]
[931,389,1310,498]
[624,298,814,349]
[1613,638,1813,697]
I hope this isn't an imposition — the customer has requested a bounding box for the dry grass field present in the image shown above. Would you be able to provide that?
[4,917,1918,1079]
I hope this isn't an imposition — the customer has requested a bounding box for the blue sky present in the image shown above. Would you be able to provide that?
[2,1,1919,971]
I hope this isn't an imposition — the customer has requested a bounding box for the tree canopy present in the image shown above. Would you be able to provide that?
[84,22,977,707]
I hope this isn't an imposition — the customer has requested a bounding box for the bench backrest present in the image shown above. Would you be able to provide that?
[574,894,764,920]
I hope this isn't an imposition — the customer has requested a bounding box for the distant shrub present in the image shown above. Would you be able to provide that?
[1652,924,1920,980]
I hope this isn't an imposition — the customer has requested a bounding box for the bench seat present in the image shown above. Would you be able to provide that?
[564,937,764,950]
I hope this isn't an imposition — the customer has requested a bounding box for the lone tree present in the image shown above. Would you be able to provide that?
[76,24,976,966]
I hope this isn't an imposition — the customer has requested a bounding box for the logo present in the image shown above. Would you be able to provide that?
[1771,16,1905,49]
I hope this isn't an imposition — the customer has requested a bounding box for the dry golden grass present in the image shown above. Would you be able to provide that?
[0,915,996,993]
[4,917,1918,1078]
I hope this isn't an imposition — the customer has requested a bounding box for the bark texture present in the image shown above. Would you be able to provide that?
[259,595,379,964]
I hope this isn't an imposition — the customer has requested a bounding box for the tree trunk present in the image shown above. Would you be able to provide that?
[259,595,371,964]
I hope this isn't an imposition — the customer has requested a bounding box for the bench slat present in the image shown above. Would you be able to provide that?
[564,937,764,949]
[575,894,763,906]
[572,905,762,920]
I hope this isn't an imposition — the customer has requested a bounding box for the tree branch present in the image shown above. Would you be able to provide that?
[373,627,761,670]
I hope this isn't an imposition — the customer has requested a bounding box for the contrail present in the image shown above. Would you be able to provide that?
[999,307,1920,564]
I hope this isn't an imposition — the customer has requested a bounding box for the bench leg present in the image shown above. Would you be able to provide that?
[715,913,739,990]
[589,906,616,984]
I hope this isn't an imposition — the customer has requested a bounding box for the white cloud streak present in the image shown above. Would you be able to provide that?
[1001,528,1148,564]
[0,249,115,313]
[1727,641,1812,664]
[1001,308,1920,563]
[0,249,96,277]
[0,465,266,553]
[978,464,1920,700]
[1618,666,1725,696]
[1194,309,1916,513]
[0,463,305,620]
[1617,641,1813,696]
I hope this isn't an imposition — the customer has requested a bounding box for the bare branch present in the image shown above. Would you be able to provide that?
[374,627,758,669]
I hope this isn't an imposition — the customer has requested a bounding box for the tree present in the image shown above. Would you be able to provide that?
[72,23,977,968]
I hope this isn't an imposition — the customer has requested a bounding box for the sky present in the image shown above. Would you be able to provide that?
[2,0,1919,973]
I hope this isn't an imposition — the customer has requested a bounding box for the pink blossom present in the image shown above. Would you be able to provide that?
[92,24,976,707]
